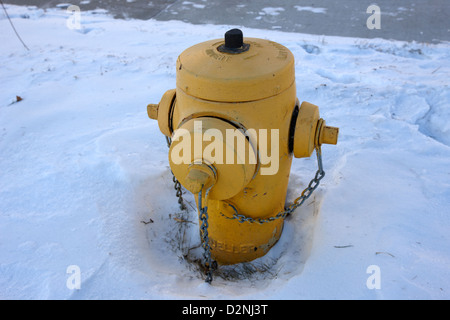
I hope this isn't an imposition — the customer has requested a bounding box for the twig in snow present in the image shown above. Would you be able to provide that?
[375,251,395,258]
[8,96,23,105]
[431,66,441,74]
[1,0,30,51]
[173,217,195,224]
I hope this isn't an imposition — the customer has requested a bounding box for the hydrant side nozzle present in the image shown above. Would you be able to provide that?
[293,101,319,158]
[315,118,339,147]
[293,102,340,158]
[147,89,176,137]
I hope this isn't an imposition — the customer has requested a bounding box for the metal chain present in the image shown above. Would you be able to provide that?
[166,135,213,282]
[166,136,186,211]
[196,145,325,284]
[197,186,215,283]
[166,134,325,284]
[221,145,325,224]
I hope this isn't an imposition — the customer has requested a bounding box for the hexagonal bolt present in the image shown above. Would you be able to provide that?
[147,104,158,120]
[185,163,217,194]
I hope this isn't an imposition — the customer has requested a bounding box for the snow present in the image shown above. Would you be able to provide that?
[294,6,327,14]
[182,1,206,9]
[1,5,450,300]
[259,7,285,16]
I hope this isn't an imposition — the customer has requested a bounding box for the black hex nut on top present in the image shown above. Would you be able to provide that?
[225,29,244,49]
[217,28,250,54]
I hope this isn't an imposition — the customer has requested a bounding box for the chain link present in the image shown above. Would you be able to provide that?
[166,135,213,282]
[166,136,186,211]
[221,145,325,224]
[166,135,325,284]
[197,186,215,283]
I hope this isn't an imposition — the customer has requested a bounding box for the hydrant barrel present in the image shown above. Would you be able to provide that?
[147,29,339,265]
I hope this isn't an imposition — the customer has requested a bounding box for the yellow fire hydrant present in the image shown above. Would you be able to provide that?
[147,29,338,282]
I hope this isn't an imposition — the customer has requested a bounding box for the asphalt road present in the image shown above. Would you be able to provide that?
[4,0,450,43]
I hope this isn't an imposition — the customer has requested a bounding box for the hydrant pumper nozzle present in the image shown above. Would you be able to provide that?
[146,29,339,266]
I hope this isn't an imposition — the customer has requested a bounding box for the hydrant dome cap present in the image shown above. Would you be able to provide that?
[176,37,295,102]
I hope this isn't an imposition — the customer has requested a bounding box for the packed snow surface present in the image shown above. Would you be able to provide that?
[1,5,449,299]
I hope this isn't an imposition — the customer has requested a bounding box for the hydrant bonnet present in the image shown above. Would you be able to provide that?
[176,33,295,102]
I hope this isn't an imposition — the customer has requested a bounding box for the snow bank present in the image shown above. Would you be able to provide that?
[1,5,449,300]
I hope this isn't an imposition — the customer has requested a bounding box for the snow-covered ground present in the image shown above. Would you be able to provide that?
[1,5,449,300]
